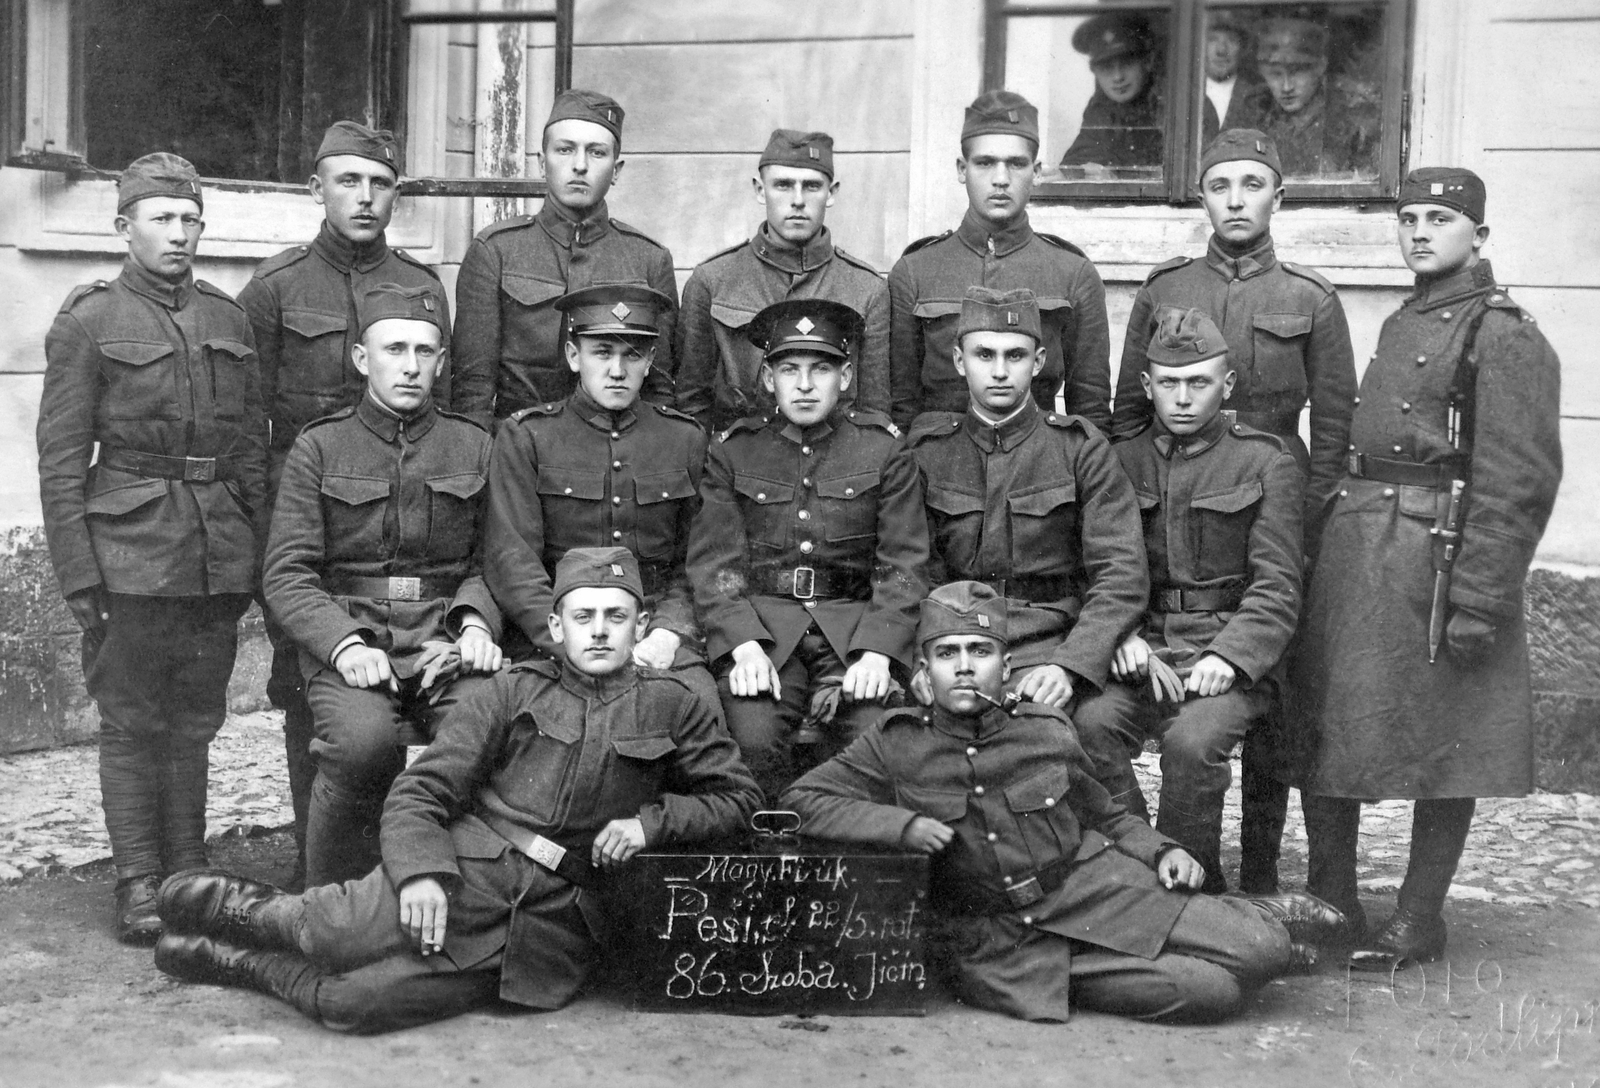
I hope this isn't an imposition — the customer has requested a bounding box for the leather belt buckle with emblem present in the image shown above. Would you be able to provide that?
[388,577,422,602]
[525,833,568,872]
[183,456,217,482]
[791,566,816,600]
[1004,875,1044,908]
[1157,588,1184,612]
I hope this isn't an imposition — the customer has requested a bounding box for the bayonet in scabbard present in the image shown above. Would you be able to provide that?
[1427,479,1467,663]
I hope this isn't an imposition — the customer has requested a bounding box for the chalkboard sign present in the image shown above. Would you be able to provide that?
[618,836,930,1016]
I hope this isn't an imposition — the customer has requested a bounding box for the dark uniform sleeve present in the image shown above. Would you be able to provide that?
[237,275,283,453]
[1304,289,1358,532]
[780,726,920,845]
[637,683,763,847]
[234,321,272,561]
[482,418,559,656]
[848,444,929,669]
[1056,258,1113,433]
[37,310,104,599]
[448,236,503,423]
[444,434,503,641]
[673,268,717,428]
[686,438,773,662]
[854,277,893,417]
[1449,311,1563,623]
[1205,448,1304,684]
[1056,722,1178,868]
[1111,284,1157,438]
[886,257,924,431]
[648,425,709,642]
[642,245,681,408]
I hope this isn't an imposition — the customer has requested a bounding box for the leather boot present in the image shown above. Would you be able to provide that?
[99,733,164,884]
[304,775,384,888]
[160,742,211,874]
[1350,798,1473,971]
[1238,740,1289,894]
[155,933,324,1019]
[158,869,305,951]
[1235,890,1348,946]
[282,699,316,893]
[1301,793,1366,938]
[1349,908,1448,971]
[115,874,165,946]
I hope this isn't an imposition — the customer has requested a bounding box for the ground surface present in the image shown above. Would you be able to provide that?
[2,712,1598,1088]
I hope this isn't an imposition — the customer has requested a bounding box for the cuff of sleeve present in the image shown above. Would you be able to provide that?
[637,803,665,846]
[326,631,370,668]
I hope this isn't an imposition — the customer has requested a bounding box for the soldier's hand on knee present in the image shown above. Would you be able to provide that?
[632,628,681,670]
[592,817,646,870]
[1111,635,1152,682]
[841,651,892,703]
[334,644,398,692]
[900,816,955,855]
[1184,654,1236,697]
[729,641,781,700]
[1015,664,1073,709]
[1446,609,1497,663]
[455,623,503,675]
[65,587,108,637]
[1157,847,1205,891]
[398,875,450,955]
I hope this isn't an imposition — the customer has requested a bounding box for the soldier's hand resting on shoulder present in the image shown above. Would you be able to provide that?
[333,642,398,692]
[1111,634,1153,682]
[1157,847,1206,891]
[399,875,449,955]
[1446,609,1497,663]
[901,816,955,855]
[632,628,681,670]
[728,640,782,699]
[1014,664,1074,709]
[841,651,892,702]
[65,586,109,637]
[592,817,646,870]
[1185,653,1236,697]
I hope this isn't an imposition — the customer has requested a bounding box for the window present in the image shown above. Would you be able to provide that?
[984,0,1409,202]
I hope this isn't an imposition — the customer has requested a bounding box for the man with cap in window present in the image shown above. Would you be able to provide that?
[451,89,678,422]
[1250,18,1379,178]
[154,547,760,1033]
[239,120,452,888]
[888,90,1110,431]
[37,152,267,942]
[1060,12,1166,170]
[1112,128,1356,893]
[1201,15,1265,143]
[688,299,928,800]
[482,283,715,709]
[264,283,504,888]
[1292,168,1561,969]
[677,129,890,434]
[781,580,1346,1024]
[1075,307,1303,896]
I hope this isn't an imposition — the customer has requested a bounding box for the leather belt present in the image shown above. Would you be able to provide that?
[940,857,1074,916]
[478,808,597,889]
[323,574,461,602]
[1346,453,1457,490]
[1151,582,1246,613]
[758,566,868,601]
[1229,407,1301,435]
[981,574,1074,602]
[99,446,245,482]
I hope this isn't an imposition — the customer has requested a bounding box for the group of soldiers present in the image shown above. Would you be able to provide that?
[35,82,1561,1033]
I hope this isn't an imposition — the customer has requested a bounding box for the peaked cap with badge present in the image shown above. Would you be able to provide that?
[556,284,673,340]
[315,120,401,173]
[118,152,203,214]
[356,282,446,338]
[551,546,645,605]
[545,88,625,144]
[1147,306,1228,366]
[1072,11,1154,64]
[747,298,863,361]
[919,581,1009,646]
[758,129,835,180]
[1200,128,1283,180]
[957,285,1042,343]
[1398,167,1486,224]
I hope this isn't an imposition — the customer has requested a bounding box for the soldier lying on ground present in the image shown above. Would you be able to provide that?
[153,548,761,1033]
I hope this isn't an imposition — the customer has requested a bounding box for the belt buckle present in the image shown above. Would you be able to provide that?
[1158,588,1183,612]
[389,577,422,601]
[526,834,567,872]
[1004,875,1044,908]
[791,566,815,600]
[183,457,217,482]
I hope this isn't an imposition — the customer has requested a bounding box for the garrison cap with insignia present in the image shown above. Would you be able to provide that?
[555,284,671,339]
[118,152,202,214]
[1072,12,1154,64]
[356,282,446,338]
[919,581,1009,647]
[758,128,835,180]
[956,285,1042,343]
[315,120,401,173]
[551,546,644,606]
[961,90,1039,147]
[546,88,625,146]
[1399,166,1487,224]
[748,299,863,361]
[1147,306,1228,366]
[1200,128,1282,180]
[1257,18,1328,65]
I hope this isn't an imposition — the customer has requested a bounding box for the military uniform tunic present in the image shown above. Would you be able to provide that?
[1252,88,1379,179]
[676,225,889,432]
[450,200,677,421]
[1060,84,1165,169]
[887,211,1111,431]
[1292,261,1562,798]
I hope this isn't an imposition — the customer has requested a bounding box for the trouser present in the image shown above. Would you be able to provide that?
[84,592,250,881]
[937,892,1292,1024]
[718,628,892,803]
[1304,793,1476,920]
[265,616,316,881]
[1072,682,1270,894]
[302,668,492,887]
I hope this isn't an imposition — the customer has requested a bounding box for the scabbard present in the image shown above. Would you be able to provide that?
[1427,571,1450,664]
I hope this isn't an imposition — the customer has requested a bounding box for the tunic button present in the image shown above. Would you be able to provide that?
[803,600,815,609]
[951,420,960,429]
[1348,444,1357,451]
[1442,311,1453,319]
[1383,488,1395,497]
[800,541,814,554]
[1044,797,1055,807]
[1003,875,1013,886]
[564,487,573,495]
[844,488,855,497]
[661,491,669,498]
[798,510,810,520]
[974,785,985,796]
[1393,444,1404,454]
[1339,489,1349,498]
[802,477,812,487]
[611,431,620,439]
[613,461,622,470]
[966,746,977,757]
[1353,397,1361,405]
[756,493,767,501]
[612,530,622,540]
[612,496,622,505]
[1401,401,1412,412]
[801,446,812,456]
[1022,915,1035,926]
[986,832,998,843]
[1415,355,1427,365]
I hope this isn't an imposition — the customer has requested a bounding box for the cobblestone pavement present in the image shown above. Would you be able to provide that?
[2,712,1597,910]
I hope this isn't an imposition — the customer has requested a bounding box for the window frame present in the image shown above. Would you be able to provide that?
[982,0,1412,204]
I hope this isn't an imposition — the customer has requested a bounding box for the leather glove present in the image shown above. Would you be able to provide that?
[1446,608,1498,663]
[804,679,844,729]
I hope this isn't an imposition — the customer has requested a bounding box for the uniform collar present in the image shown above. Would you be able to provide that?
[751,223,835,274]
[957,207,1033,258]
[537,198,611,248]
[558,658,637,703]
[1205,232,1277,281]
[776,411,838,447]
[927,703,1011,741]
[357,391,436,442]
[312,220,390,274]
[119,259,193,309]
[1152,410,1228,459]
[964,396,1040,453]
[569,386,639,433]
[1411,259,1496,311]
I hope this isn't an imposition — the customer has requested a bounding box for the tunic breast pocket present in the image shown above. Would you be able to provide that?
[503,714,582,823]
[1004,764,1079,867]
[911,301,962,381]
[1007,480,1078,559]
[731,473,794,551]
[1188,480,1262,576]
[1250,313,1314,396]
[633,468,696,559]
[319,475,391,556]
[98,339,179,420]
[923,485,985,567]
[280,309,348,390]
[425,472,486,558]
[817,470,881,543]
[204,338,253,419]
[894,784,969,824]
[609,733,678,804]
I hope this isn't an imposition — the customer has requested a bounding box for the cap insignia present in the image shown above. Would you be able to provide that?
[1255,139,1265,153]
[611,302,632,320]
[1007,110,1019,122]
[610,563,624,577]
[1431,182,1444,195]
[977,614,990,628]
[808,146,820,160]
[1006,311,1018,326]
[795,317,815,335]
[423,297,436,312]
[1195,337,1207,354]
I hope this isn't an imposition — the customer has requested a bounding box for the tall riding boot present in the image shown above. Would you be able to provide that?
[1351,798,1475,970]
[100,732,167,944]
[160,741,212,874]
[1301,793,1365,936]
[1238,734,1290,893]
[304,774,385,888]
[282,699,317,892]
[156,933,325,1020]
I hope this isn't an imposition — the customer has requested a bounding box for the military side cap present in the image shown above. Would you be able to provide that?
[956,286,1041,343]
[356,283,446,338]
[551,546,644,606]
[118,152,202,214]
[961,90,1039,147]
[919,581,1008,647]
[1200,128,1282,180]
[1399,166,1487,224]
[1148,306,1228,366]
[748,299,863,360]
[555,284,671,339]
[1072,12,1154,64]
[758,128,835,180]
[315,120,401,173]
[1257,18,1328,65]
[546,88,624,145]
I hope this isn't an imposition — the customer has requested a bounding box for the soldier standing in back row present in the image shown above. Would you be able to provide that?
[239,121,452,887]
[450,90,677,422]
[37,154,267,942]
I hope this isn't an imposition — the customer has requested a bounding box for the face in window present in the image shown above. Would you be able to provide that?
[953,330,1044,416]
[1398,203,1487,279]
[565,333,654,412]
[921,634,1010,718]
[1204,27,1245,82]
[311,154,399,246]
[1200,160,1283,246]
[540,119,623,213]
[754,164,838,246]
[957,134,1039,226]
[763,351,850,428]
[116,197,203,281]
[549,586,648,676]
[353,318,442,415]
[1260,59,1327,114]
[1091,53,1152,104]
[1140,355,1235,437]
